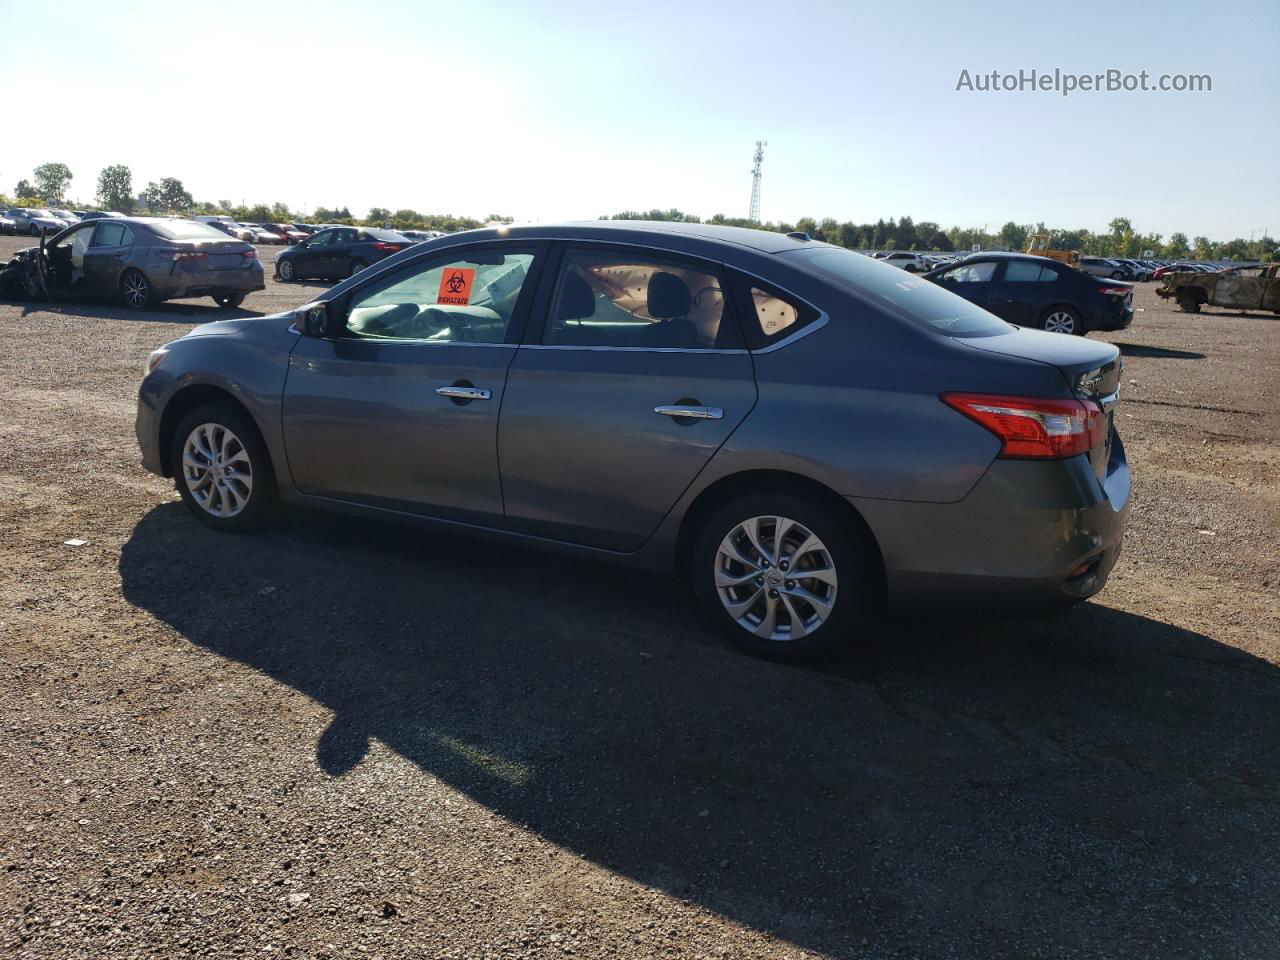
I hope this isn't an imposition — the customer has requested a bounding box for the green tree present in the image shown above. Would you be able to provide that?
[838,222,861,249]
[1191,235,1213,259]
[997,221,1028,251]
[33,163,73,203]
[141,177,194,213]
[1165,232,1190,258]
[95,164,133,212]
[14,179,40,202]
[368,207,392,223]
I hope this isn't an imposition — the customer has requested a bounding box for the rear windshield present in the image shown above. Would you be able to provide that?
[361,228,410,242]
[784,246,1011,337]
[146,220,236,241]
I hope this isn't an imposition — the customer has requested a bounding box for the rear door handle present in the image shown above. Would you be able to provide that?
[436,386,491,400]
[654,404,723,420]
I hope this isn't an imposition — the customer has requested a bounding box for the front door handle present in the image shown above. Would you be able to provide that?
[654,404,723,420]
[436,385,491,401]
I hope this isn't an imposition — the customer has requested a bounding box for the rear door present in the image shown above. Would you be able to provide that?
[328,227,358,275]
[497,243,757,552]
[83,221,135,296]
[282,242,543,522]
[987,259,1062,327]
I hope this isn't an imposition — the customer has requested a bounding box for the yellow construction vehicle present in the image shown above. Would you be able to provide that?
[1025,233,1080,265]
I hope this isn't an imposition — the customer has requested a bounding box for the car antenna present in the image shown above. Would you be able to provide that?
[786,231,810,241]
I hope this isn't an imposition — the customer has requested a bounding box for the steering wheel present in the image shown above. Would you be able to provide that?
[31,247,51,300]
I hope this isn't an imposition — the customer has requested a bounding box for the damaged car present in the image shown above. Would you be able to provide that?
[0,217,265,309]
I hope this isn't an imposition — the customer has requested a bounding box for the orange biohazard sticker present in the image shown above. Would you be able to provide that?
[437,267,475,305]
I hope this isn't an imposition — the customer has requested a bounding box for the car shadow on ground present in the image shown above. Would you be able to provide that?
[118,504,1279,957]
[1112,342,1207,360]
[6,299,262,323]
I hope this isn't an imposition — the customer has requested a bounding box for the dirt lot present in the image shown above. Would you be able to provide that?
[1,236,1277,959]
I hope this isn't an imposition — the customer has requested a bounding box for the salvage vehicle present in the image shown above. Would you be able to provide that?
[0,217,264,309]
[136,222,1130,661]
[923,252,1132,335]
[4,207,67,235]
[274,226,412,281]
[1157,262,1280,314]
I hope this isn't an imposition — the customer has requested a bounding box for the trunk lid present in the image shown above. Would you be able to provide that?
[958,327,1121,477]
[190,240,253,270]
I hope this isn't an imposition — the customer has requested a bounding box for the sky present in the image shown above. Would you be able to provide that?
[2,0,1277,240]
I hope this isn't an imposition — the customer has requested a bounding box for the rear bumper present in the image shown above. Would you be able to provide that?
[853,431,1130,611]
[152,264,265,300]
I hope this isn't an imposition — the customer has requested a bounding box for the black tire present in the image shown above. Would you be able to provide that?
[277,259,296,281]
[1176,293,1201,314]
[690,491,872,662]
[119,269,154,309]
[213,292,245,309]
[1040,305,1085,336]
[349,258,369,278]
[171,403,276,532]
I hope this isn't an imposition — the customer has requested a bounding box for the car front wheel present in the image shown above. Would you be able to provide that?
[278,259,296,281]
[691,492,870,661]
[213,292,245,308]
[171,404,276,531]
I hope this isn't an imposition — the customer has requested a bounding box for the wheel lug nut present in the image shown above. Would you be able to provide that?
[786,580,796,589]
[768,589,779,599]
[761,559,770,568]
[780,560,789,570]
[755,576,764,586]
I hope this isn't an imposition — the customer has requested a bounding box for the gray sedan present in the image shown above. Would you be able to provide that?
[1,217,265,308]
[135,221,1129,660]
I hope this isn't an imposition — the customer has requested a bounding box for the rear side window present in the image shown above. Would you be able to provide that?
[91,222,133,247]
[786,246,1010,338]
[543,249,739,350]
[1004,261,1058,283]
[145,220,228,241]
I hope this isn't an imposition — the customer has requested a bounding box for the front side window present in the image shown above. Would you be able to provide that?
[938,261,997,283]
[544,250,735,349]
[345,247,535,343]
[307,231,335,247]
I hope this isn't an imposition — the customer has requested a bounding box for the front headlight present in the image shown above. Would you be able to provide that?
[144,348,168,377]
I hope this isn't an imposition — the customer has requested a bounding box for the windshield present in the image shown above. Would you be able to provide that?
[784,247,1012,337]
[146,220,237,241]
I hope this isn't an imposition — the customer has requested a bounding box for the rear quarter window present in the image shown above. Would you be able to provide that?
[785,246,1012,338]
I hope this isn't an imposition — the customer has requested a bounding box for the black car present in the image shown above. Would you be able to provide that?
[275,226,411,282]
[77,210,126,221]
[923,253,1132,336]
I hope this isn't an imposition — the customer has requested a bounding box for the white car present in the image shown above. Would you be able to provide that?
[880,252,931,273]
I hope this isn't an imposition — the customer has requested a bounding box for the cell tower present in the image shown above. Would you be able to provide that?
[748,140,766,223]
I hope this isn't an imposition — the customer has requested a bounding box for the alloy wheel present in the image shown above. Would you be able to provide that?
[279,260,294,281]
[1043,310,1077,334]
[714,515,838,641]
[182,422,254,518]
[122,272,150,308]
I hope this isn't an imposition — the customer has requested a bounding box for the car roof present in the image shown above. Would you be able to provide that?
[421,219,833,256]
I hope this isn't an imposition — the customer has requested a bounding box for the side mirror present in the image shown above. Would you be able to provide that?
[295,302,330,337]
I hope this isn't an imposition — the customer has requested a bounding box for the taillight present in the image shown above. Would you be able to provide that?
[371,242,402,252]
[167,250,207,261]
[941,393,1106,459]
[1097,286,1129,296]
[242,248,258,259]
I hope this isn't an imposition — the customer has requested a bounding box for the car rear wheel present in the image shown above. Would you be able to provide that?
[1176,293,1201,314]
[171,404,275,532]
[213,292,245,309]
[691,492,871,661]
[1041,306,1083,335]
[349,258,369,278]
[278,259,296,281]
[119,270,154,309]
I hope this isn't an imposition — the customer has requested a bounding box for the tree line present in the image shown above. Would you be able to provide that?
[4,162,1273,262]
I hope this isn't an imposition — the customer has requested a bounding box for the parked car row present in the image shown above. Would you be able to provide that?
[1,207,132,235]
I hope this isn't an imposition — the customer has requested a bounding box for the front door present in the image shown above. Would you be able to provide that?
[293,229,335,278]
[498,244,757,552]
[282,242,543,523]
[931,259,999,314]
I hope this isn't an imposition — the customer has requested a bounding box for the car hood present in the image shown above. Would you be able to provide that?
[184,312,297,339]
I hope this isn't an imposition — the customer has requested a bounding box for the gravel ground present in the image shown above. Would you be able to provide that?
[1,237,1277,959]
